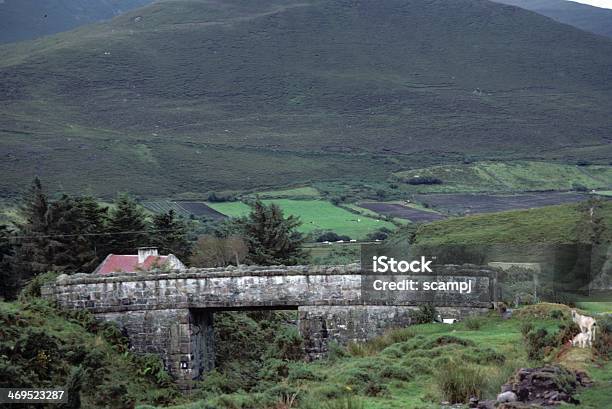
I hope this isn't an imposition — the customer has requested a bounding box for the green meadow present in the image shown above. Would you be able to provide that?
[393,161,612,193]
[207,199,395,240]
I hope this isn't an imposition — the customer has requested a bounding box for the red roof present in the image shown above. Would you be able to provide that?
[95,254,172,275]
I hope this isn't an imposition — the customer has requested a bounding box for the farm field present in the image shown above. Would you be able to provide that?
[414,192,592,216]
[175,202,227,220]
[358,202,446,223]
[207,199,396,240]
[394,162,612,193]
[141,201,191,217]
[248,186,321,199]
[142,201,227,220]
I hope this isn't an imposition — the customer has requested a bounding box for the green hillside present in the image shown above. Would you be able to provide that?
[493,0,612,39]
[1,0,612,197]
[0,299,181,407]
[412,201,612,245]
[393,161,612,193]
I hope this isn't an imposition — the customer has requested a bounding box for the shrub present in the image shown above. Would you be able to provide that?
[463,347,505,365]
[327,341,347,361]
[550,309,565,320]
[593,315,612,359]
[463,317,482,330]
[434,360,485,403]
[524,327,558,361]
[406,176,443,185]
[556,321,580,345]
[133,354,174,387]
[425,335,475,349]
[411,304,437,324]
[268,327,304,361]
[316,232,351,242]
[520,321,534,337]
[18,271,60,301]
[287,363,323,382]
[379,364,413,381]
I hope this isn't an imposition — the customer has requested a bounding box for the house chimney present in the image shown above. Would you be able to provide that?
[138,247,158,263]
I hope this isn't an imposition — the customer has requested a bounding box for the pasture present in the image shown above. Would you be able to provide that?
[413,192,592,216]
[412,201,612,245]
[358,202,446,222]
[207,199,396,240]
[394,162,612,194]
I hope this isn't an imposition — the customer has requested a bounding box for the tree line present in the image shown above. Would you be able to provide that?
[0,178,306,300]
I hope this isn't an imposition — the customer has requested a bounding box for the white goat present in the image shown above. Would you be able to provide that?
[571,309,597,347]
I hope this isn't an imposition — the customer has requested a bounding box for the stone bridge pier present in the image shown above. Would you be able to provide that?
[42,264,497,390]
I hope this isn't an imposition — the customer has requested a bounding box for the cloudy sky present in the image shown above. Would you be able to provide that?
[572,0,612,8]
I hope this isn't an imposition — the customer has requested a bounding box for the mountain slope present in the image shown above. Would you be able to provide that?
[0,0,155,44]
[493,0,612,38]
[0,0,611,197]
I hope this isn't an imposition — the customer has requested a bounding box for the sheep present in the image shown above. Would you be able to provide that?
[571,309,598,347]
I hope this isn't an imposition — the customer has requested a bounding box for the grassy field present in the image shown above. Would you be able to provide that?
[411,201,612,245]
[394,161,612,194]
[137,303,610,409]
[576,302,612,315]
[207,199,396,240]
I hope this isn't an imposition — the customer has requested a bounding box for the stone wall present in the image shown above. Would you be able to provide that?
[42,264,495,312]
[298,305,491,359]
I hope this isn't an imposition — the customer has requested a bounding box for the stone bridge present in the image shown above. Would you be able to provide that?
[42,264,498,390]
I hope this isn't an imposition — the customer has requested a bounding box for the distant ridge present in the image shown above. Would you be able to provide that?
[493,0,612,38]
[0,0,155,44]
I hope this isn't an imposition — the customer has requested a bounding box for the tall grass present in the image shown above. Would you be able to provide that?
[347,327,416,357]
[434,360,485,403]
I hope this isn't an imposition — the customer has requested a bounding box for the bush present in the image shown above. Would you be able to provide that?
[411,304,437,324]
[267,327,304,361]
[524,327,558,361]
[593,315,612,359]
[520,321,534,337]
[316,232,351,242]
[406,176,443,185]
[463,317,482,330]
[556,321,580,345]
[18,271,60,301]
[434,360,485,403]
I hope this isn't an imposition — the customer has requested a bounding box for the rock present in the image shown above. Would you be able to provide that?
[476,400,495,409]
[498,365,590,407]
[497,391,517,403]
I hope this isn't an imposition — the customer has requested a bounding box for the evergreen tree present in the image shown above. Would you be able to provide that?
[238,200,305,265]
[151,210,191,260]
[105,194,149,254]
[76,196,109,270]
[45,195,104,273]
[12,177,51,282]
[0,224,17,299]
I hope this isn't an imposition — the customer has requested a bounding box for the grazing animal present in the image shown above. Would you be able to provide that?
[571,309,597,347]
[572,332,589,348]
